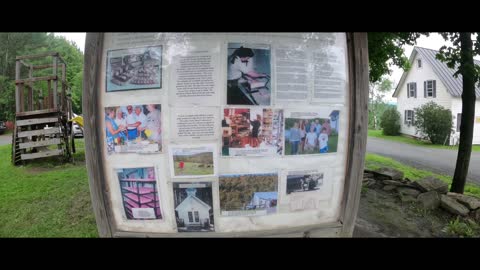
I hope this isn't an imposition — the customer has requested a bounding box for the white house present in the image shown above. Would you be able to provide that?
[393,46,480,145]
[248,192,277,209]
[175,188,211,227]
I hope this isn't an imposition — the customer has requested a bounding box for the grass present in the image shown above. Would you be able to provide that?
[368,129,480,152]
[0,139,98,237]
[445,217,479,238]
[285,135,338,155]
[173,161,213,176]
[365,153,480,198]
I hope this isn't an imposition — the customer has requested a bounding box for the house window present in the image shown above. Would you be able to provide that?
[405,110,414,125]
[417,59,422,68]
[407,82,417,98]
[194,211,199,222]
[424,80,436,98]
[457,113,462,132]
[188,211,193,223]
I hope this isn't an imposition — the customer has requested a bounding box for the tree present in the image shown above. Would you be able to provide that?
[70,70,83,114]
[0,33,83,120]
[369,77,393,129]
[380,107,401,136]
[436,32,479,194]
[0,76,15,120]
[367,32,426,83]
[413,101,453,144]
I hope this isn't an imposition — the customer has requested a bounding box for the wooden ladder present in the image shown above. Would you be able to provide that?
[12,113,67,165]
[11,123,22,165]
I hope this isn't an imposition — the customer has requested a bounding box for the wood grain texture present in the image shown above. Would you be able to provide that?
[17,127,60,138]
[15,75,58,84]
[338,32,369,237]
[114,222,342,238]
[15,51,58,60]
[15,60,21,113]
[83,33,115,237]
[19,138,61,149]
[16,117,58,126]
[21,149,63,160]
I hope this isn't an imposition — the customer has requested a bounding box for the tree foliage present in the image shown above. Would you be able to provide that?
[367,32,426,83]
[369,77,393,129]
[219,174,277,211]
[413,101,453,145]
[0,33,84,120]
[380,107,401,136]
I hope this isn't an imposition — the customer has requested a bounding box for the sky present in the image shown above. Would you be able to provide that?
[54,32,86,52]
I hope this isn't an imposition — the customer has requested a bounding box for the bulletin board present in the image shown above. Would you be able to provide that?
[83,32,369,237]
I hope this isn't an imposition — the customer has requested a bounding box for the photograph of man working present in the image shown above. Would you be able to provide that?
[222,108,283,156]
[227,44,271,105]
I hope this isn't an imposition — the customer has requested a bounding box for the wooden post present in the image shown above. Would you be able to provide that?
[29,65,34,111]
[15,60,21,113]
[83,33,115,237]
[339,32,369,237]
[19,84,24,113]
[62,64,66,113]
[48,79,52,109]
[38,87,43,110]
[52,55,58,109]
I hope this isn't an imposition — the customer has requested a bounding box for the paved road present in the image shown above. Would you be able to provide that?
[367,137,480,185]
[0,133,11,146]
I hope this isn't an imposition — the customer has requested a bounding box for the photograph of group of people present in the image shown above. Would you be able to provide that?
[105,104,162,154]
[106,46,162,92]
[285,110,339,155]
[222,108,283,156]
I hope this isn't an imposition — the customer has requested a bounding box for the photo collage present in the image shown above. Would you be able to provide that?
[104,35,346,233]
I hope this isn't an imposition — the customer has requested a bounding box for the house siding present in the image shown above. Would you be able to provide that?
[176,197,211,225]
[451,98,480,145]
[396,52,453,138]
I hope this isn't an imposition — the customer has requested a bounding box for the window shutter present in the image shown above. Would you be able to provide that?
[412,111,415,125]
[407,83,410,98]
[404,110,407,124]
[457,113,462,132]
[414,83,417,98]
[424,81,427,98]
[433,80,436,97]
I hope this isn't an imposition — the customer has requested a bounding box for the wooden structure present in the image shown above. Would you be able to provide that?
[12,52,74,165]
[83,33,369,237]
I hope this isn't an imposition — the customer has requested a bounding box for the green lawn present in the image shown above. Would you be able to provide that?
[365,153,480,198]
[173,161,213,176]
[0,139,98,237]
[368,129,480,152]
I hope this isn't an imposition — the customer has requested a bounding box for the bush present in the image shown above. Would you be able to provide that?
[380,107,401,135]
[413,101,453,145]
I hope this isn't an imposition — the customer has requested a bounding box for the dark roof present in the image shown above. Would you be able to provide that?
[393,46,480,98]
